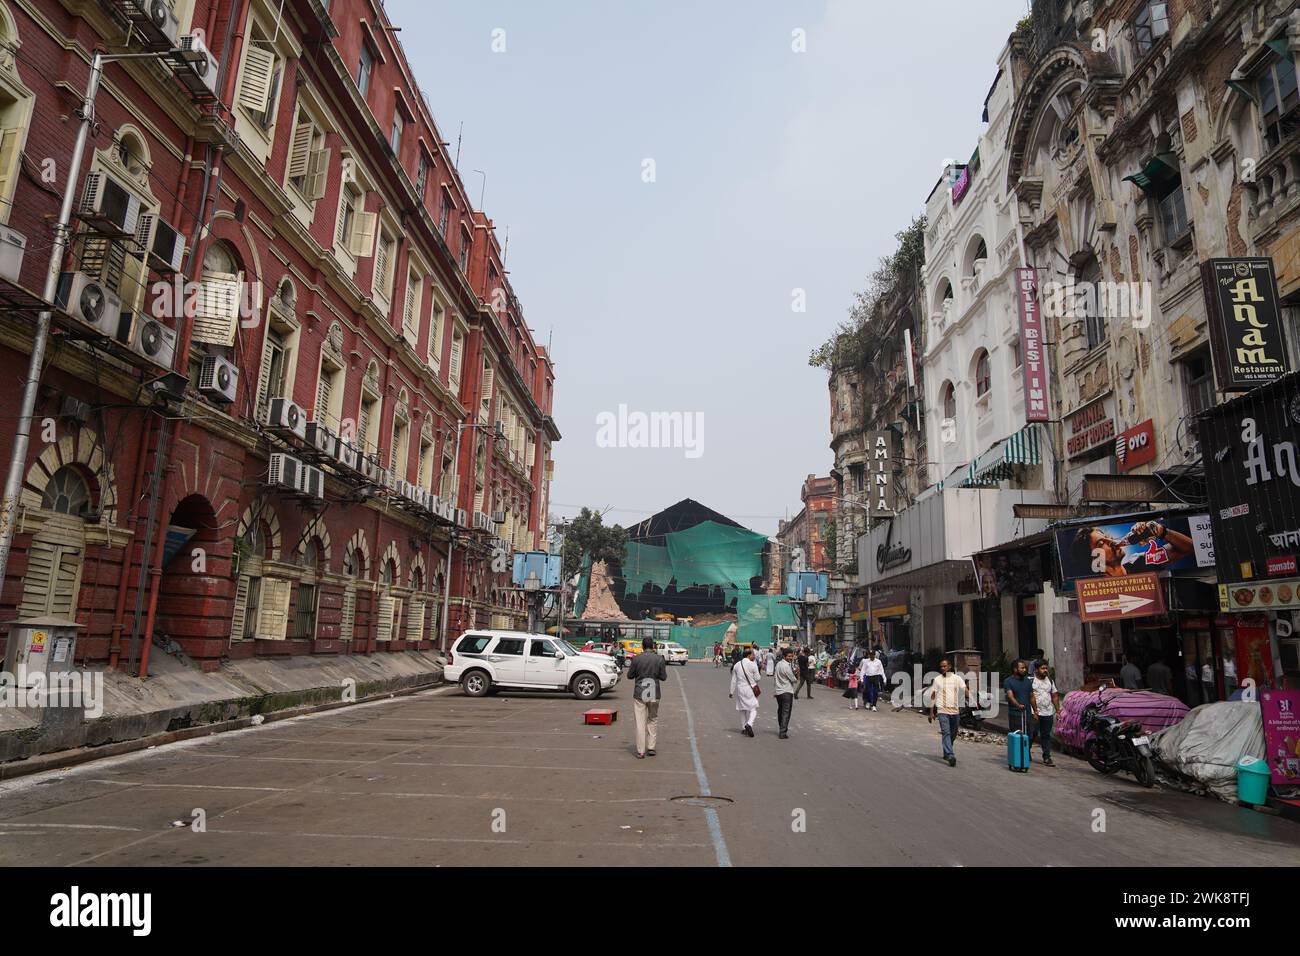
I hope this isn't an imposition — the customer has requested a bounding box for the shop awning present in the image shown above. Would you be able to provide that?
[961,425,1042,487]
[1122,151,1180,195]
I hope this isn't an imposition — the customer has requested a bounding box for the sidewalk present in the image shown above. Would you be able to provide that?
[1,648,444,772]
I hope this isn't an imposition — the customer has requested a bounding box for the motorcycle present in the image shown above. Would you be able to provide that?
[1080,687,1158,787]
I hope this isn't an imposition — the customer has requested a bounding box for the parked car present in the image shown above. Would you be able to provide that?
[659,641,689,665]
[447,630,620,700]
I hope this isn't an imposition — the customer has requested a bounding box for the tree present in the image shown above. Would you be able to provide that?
[559,507,628,583]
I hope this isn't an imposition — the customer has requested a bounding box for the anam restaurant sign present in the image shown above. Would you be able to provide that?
[1201,257,1290,391]
[1015,268,1050,423]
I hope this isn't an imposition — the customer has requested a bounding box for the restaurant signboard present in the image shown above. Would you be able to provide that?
[1200,257,1290,391]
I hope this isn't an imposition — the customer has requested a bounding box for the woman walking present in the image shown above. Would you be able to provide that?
[729,646,762,737]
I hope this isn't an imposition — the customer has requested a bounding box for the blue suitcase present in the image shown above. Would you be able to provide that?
[1007,711,1031,772]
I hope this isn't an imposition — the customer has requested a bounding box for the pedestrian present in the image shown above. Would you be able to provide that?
[1146,657,1173,695]
[861,650,886,712]
[1119,654,1142,689]
[730,644,742,666]
[794,646,815,699]
[764,645,776,677]
[847,658,861,709]
[1004,659,1034,741]
[774,647,798,739]
[713,642,723,668]
[1030,660,1059,766]
[729,646,762,737]
[626,637,668,759]
[929,658,973,767]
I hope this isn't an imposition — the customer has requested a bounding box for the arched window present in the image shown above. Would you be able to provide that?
[941,381,957,420]
[974,350,991,398]
[41,466,92,517]
[1076,257,1107,350]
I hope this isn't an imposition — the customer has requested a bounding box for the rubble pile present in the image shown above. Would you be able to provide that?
[580,560,627,620]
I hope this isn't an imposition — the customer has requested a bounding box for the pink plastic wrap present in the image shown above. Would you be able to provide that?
[1054,688,1191,751]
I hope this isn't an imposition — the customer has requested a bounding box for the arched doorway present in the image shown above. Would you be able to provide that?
[157,494,225,652]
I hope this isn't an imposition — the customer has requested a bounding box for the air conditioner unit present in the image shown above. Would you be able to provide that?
[119,0,181,48]
[430,494,443,515]
[79,170,141,237]
[198,354,238,403]
[358,454,378,482]
[395,479,413,502]
[491,509,506,525]
[55,272,125,339]
[134,213,185,273]
[382,469,398,491]
[129,314,177,369]
[266,397,307,440]
[335,437,359,472]
[175,34,219,96]
[455,508,467,527]
[268,452,302,490]
[493,421,506,439]
[299,464,325,500]
[474,511,492,532]
[305,422,337,457]
[443,501,456,522]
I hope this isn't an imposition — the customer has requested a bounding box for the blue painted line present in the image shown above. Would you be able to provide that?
[678,677,732,867]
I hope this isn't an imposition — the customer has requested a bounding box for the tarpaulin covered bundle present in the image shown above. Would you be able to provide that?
[665,521,767,589]
[1054,688,1190,751]
[621,541,675,595]
[735,593,797,646]
[669,621,733,660]
[1150,701,1265,803]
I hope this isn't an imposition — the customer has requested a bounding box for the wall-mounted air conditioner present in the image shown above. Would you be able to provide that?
[299,464,324,500]
[268,452,302,491]
[55,272,125,339]
[118,0,181,48]
[266,397,307,440]
[175,34,219,97]
[128,313,177,369]
[455,508,467,527]
[135,212,185,273]
[491,509,506,525]
[305,422,337,457]
[79,170,141,237]
[395,479,413,502]
[198,354,238,403]
[358,454,378,482]
[335,438,359,472]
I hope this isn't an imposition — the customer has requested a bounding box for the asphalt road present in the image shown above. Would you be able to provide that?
[1,663,1297,866]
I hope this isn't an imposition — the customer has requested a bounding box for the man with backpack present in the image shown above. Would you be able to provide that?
[627,638,668,759]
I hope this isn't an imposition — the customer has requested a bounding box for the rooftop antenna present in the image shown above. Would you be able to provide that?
[455,121,463,167]
[503,225,510,264]
[472,169,486,208]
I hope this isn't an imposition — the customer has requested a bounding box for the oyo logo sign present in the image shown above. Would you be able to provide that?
[1115,420,1155,472]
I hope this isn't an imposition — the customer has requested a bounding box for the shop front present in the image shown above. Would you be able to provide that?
[1198,371,1300,691]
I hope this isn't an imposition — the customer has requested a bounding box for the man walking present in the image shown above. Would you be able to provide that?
[1005,659,1035,741]
[929,657,974,767]
[729,646,762,737]
[774,648,798,739]
[1119,654,1142,689]
[861,650,886,711]
[794,646,815,699]
[626,638,668,759]
[1031,660,1060,766]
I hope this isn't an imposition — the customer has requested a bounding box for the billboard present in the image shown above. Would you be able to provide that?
[972,546,1048,598]
[1055,513,1215,584]
[1076,572,1166,622]
[1201,257,1290,391]
[1260,689,1300,786]
[866,430,897,514]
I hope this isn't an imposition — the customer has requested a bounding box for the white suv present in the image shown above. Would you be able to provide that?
[446,631,620,700]
[659,641,689,665]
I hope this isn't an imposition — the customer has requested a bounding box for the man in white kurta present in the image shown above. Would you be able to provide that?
[730,647,761,736]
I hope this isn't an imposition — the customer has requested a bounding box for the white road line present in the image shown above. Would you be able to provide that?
[677,675,732,867]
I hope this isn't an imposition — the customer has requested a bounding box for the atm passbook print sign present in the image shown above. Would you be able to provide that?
[1075,572,1166,622]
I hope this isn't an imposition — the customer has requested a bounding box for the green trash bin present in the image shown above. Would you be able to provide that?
[1236,756,1270,805]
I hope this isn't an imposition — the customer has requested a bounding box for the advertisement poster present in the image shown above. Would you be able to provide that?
[1260,689,1300,786]
[1076,572,1166,622]
[1234,617,1276,693]
[1055,514,1215,584]
[972,547,1047,598]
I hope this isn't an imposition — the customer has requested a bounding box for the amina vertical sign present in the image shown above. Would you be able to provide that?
[1016,268,1050,423]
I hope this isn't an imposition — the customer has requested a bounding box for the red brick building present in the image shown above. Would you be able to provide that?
[0,0,558,671]
[776,474,834,574]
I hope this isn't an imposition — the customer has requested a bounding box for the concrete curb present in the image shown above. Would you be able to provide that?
[0,679,456,782]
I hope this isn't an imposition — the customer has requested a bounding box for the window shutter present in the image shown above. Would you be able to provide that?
[405,598,425,642]
[376,589,394,641]
[304,147,331,202]
[428,307,443,370]
[254,577,292,640]
[229,574,252,644]
[373,237,391,297]
[389,422,400,472]
[335,190,353,246]
[315,366,333,423]
[286,118,314,180]
[193,271,241,346]
[392,597,403,640]
[403,280,418,343]
[256,337,278,419]
[238,45,278,115]
[340,586,356,641]
[358,399,373,453]
[348,211,378,258]
[0,128,22,219]
[449,333,463,385]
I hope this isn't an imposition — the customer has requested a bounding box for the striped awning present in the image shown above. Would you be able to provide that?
[961,425,1042,487]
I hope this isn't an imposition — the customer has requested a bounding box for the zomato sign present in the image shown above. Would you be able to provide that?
[1115,419,1156,472]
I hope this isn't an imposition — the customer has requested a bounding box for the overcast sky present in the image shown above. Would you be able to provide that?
[390,0,1029,535]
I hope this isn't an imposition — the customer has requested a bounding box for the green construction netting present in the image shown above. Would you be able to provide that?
[735,593,797,646]
[621,541,675,596]
[666,521,766,589]
[572,554,592,619]
[668,621,733,660]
